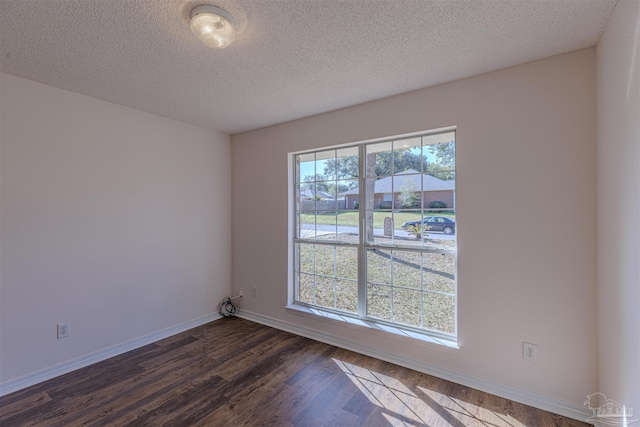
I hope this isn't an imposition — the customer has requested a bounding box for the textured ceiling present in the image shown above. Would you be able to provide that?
[0,0,617,134]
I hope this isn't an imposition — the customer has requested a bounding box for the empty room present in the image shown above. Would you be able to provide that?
[1,0,638,425]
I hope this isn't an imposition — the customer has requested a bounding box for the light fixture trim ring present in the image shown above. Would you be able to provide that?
[190,5,235,27]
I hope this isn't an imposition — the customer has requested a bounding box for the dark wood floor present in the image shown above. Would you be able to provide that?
[0,317,589,426]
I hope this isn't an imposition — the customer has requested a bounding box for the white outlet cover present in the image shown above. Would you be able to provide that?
[523,342,537,361]
[57,322,70,339]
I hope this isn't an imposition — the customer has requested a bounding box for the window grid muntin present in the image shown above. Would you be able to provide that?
[293,129,456,337]
[294,241,359,314]
[364,135,456,249]
[296,148,361,242]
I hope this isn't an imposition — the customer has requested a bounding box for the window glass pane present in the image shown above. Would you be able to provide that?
[374,177,392,210]
[315,276,335,309]
[336,279,357,313]
[336,215,358,243]
[297,153,315,184]
[364,177,378,243]
[422,132,455,148]
[393,137,423,174]
[394,174,422,209]
[397,209,421,242]
[333,178,357,243]
[392,251,422,290]
[314,245,335,276]
[393,288,422,328]
[423,253,456,294]
[336,246,358,280]
[371,212,396,245]
[298,211,316,239]
[424,187,454,213]
[336,179,357,203]
[312,181,332,203]
[424,138,455,176]
[336,147,359,179]
[367,284,392,320]
[294,130,456,337]
[296,243,314,274]
[366,141,392,177]
[295,243,358,315]
[314,211,337,241]
[427,171,456,183]
[298,273,315,305]
[423,235,457,251]
[325,184,338,202]
[315,149,335,177]
[367,249,391,284]
[423,292,455,335]
[339,177,357,210]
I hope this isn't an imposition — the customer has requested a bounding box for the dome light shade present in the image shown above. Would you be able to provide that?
[190,5,235,49]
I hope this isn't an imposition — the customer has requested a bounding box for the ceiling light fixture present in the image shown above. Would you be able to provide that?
[189,5,236,49]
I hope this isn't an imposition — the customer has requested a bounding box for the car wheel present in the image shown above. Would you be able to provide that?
[443,226,454,235]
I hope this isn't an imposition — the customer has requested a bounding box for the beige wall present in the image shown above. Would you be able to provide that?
[0,73,232,383]
[232,49,597,405]
[596,0,640,415]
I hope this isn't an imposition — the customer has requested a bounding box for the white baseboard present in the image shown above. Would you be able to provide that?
[0,312,222,397]
[238,310,594,425]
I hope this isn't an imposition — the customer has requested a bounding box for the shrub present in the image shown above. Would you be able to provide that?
[379,201,393,209]
[405,223,424,239]
[428,200,447,210]
[353,201,359,209]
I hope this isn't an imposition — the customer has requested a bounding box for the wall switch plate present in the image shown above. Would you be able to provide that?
[239,288,244,297]
[57,322,70,339]
[252,286,257,297]
[523,342,537,361]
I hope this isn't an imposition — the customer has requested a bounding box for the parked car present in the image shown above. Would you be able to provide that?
[402,216,456,235]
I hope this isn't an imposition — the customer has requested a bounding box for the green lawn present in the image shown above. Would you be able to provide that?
[303,210,455,229]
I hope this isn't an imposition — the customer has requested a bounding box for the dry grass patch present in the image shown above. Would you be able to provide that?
[296,237,455,334]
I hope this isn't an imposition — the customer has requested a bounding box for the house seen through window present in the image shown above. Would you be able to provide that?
[293,129,456,338]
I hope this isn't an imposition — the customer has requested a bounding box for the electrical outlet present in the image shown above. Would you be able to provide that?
[252,286,257,297]
[523,342,537,361]
[239,288,244,297]
[57,322,70,339]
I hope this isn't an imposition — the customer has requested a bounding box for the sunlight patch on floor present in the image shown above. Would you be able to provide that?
[417,386,526,427]
[334,357,527,427]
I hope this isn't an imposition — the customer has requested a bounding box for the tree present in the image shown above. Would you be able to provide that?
[426,141,455,179]
[321,149,430,178]
[303,174,329,192]
[398,181,420,208]
[365,152,376,241]
[322,155,359,179]
[428,141,455,170]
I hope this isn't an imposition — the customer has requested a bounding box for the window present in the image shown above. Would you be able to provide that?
[293,130,456,339]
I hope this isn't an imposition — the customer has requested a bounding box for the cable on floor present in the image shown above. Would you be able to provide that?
[219,297,239,318]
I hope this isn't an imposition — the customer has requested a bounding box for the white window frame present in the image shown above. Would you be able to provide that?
[289,128,457,345]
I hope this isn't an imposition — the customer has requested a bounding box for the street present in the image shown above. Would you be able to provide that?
[299,223,456,240]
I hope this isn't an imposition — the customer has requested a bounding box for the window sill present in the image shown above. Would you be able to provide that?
[285,304,458,349]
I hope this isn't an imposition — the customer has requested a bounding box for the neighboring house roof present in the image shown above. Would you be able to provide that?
[341,169,455,195]
[300,188,335,199]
